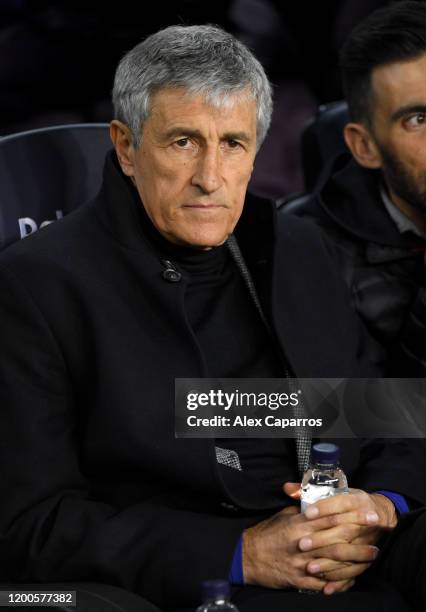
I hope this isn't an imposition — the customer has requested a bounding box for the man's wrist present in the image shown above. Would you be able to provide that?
[371,492,399,528]
[374,490,410,515]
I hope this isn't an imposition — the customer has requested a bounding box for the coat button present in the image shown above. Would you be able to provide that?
[221,501,238,512]
[162,269,182,282]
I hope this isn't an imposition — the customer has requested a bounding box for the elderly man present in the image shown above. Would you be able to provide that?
[0,24,425,612]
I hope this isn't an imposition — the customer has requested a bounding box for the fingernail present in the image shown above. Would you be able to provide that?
[305,506,319,519]
[366,511,379,523]
[309,563,321,573]
[324,586,334,595]
[371,546,380,558]
[299,537,312,551]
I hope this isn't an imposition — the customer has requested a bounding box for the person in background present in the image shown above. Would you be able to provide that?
[285,0,426,376]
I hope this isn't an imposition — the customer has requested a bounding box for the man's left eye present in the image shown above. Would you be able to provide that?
[405,113,426,128]
[226,139,241,149]
[175,138,190,147]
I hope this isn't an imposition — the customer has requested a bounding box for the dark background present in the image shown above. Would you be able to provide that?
[0,0,403,196]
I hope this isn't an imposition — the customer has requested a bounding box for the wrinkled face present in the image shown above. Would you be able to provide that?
[370,52,426,214]
[118,88,257,249]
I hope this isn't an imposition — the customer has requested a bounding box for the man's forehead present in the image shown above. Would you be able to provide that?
[147,87,257,129]
[371,52,426,116]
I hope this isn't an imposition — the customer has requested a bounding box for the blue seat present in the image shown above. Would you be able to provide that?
[0,123,111,249]
[300,100,349,191]
[0,123,162,612]
[277,101,350,215]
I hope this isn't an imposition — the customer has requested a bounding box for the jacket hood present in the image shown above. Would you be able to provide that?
[319,154,426,250]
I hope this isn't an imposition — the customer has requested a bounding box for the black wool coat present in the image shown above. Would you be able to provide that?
[0,153,424,611]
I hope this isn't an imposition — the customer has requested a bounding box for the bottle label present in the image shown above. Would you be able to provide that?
[301,485,348,513]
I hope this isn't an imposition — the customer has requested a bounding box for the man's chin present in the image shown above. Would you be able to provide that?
[183,238,228,251]
[175,232,229,250]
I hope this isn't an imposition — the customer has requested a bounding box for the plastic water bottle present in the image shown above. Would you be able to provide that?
[299,443,348,594]
[301,443,348,513]
[196,580,239,612]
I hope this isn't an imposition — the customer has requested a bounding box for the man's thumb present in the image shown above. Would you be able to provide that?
[283,481,301,500]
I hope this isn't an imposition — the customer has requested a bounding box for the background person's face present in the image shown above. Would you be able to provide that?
[369,53,426,214]
[122,88,257,249]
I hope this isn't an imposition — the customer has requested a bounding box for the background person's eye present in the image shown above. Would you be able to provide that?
[405,113,426,128]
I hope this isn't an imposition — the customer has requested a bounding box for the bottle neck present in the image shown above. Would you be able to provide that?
[312,461,339,469]
[205,597,228,604]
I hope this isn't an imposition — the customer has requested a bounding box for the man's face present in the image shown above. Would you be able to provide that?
[369,52,426,214]
[118,88,257,249]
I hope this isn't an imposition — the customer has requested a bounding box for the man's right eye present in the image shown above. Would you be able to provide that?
[175,138,190,147]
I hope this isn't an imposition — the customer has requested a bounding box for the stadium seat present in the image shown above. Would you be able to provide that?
[0,123,111,249]
[0,123,162,612]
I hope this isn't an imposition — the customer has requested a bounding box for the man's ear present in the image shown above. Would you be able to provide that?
[110,120,136,177]
[343,122,382,169]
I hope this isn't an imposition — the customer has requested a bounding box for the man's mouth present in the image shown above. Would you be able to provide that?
[182,203,226,210]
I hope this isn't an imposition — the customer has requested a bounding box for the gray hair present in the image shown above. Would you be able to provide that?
[112,24,272,149]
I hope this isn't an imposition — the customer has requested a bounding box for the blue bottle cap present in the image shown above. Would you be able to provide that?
[201,580,230,601]
[311,443,340,465]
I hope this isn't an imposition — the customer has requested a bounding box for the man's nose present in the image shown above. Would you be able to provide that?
[191,148,223,194]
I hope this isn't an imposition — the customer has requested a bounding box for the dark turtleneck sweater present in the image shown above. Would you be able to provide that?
[135,191,299,494]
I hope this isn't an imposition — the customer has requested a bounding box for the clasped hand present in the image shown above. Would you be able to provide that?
[242,483,397,595]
